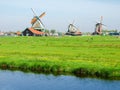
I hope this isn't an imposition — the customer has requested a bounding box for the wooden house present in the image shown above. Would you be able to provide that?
[22,28,44,36]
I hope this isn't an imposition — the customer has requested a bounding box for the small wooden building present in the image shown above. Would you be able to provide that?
[22,28,44,36]
[16,31,22,36]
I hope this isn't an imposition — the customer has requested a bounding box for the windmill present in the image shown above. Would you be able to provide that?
[22,9,46,36]
[93,16,104,35]
[31,8,45,31]
[66,21,82,36]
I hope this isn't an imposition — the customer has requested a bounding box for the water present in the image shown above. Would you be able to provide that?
[0,70,120,90]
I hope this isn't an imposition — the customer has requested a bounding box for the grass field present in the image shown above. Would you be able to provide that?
[0,36,120,79]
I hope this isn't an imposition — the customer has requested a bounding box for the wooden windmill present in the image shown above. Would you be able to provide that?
[66,21,82,36]
[22,9,45,36]
[93,16,104,35]
[31,8,45,31]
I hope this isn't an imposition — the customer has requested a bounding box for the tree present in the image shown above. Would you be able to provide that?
[50,29,56,35]
[44,29,50,33]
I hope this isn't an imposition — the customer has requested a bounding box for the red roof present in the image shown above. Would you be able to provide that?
[16,31,21,35]
[75,31,82,35]
[28,28,44,35]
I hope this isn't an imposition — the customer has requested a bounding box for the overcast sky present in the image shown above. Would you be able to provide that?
[0,0,120,32]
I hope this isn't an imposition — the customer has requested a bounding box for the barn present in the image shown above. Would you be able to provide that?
[22,28,44,36]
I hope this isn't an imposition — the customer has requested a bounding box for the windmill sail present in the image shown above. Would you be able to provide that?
[39,12,46,18]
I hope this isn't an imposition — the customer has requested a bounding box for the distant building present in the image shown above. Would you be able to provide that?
[16,31,22,36]
[0,32,4,36]
[109,32,120,36]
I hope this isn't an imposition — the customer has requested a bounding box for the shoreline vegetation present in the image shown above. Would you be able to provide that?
[0,36,120,79]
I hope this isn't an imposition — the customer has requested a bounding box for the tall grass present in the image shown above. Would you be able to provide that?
[0,36,120,79]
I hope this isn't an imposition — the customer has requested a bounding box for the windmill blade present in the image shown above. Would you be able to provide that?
[102,24,107,26]
[39,12,46,18]
[31,8,37,16]
[72,20,75,24]
[100,16,103,23]
[96,21,99,23]
[31,17,37,24]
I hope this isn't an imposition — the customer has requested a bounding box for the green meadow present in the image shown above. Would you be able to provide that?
[0,36,120,79]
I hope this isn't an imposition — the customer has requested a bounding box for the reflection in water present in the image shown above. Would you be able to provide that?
[0,70,120,90]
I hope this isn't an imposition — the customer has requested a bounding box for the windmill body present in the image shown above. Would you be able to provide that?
[68,24,78,33]
[31,16,44,30]
[93,16,103,35]
[66,23,82,36]
[31,8,45,31]
[94,23,102,35]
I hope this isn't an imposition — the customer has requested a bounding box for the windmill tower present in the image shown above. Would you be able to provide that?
[93,16,103,35]
[31,8,45,31]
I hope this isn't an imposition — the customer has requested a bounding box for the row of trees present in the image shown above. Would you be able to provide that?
[44,29,63,36]
[102,29,119,33]
[44,29,56,34]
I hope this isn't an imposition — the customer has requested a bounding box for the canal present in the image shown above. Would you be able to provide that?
[0,70,120,90]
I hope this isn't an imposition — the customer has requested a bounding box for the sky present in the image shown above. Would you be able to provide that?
[0,0,120,32]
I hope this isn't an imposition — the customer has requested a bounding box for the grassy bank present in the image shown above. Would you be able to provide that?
[0,36,120,79]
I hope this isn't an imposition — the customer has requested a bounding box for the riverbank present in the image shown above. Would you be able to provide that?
[0,36,120,79]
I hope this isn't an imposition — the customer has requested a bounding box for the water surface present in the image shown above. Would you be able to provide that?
[0,70,120,90]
